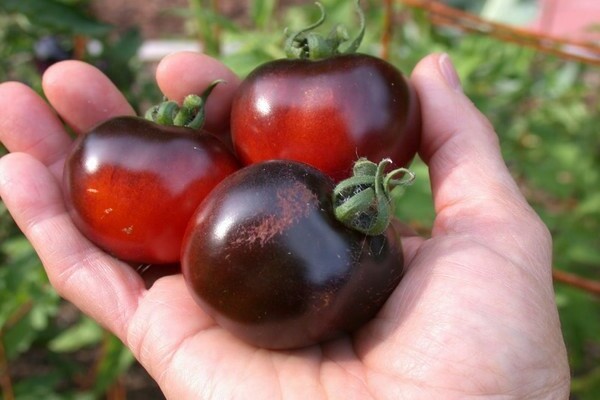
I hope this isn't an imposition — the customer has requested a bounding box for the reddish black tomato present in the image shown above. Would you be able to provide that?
[231,54,420,182]
[63,116,240,264]
[230,0,421,182]
[181,160,404,349]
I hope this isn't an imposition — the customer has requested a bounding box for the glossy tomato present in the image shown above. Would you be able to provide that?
[230,1,420,181]
[231,55,420,181]
[63,116,240,264]
[181,160,404,349]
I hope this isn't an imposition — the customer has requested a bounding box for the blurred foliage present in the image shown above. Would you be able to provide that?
[0,0,158,111]
[1,0,599,398]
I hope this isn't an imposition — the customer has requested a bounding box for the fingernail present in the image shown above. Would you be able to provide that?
[439,53,462,92]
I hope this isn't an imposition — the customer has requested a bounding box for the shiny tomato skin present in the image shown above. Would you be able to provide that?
[63,116,240,264]
[181,160,404,349]
[231,53,420,181]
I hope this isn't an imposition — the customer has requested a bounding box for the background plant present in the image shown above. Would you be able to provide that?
[1,0,598,398]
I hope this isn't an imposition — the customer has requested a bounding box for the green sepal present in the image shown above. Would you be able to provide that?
[284,0,366,60]
[145,79,224,130]
[333,158,415,236]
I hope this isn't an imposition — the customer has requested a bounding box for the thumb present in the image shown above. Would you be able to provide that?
[410,54,551,269]
[411,54,530,231]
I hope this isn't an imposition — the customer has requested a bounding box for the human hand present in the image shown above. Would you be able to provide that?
[0,52,570,399]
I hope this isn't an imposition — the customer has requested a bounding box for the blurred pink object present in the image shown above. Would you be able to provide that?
[531,0,600,41]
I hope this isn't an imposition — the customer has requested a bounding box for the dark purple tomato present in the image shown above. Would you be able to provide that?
[63,116,240,264]
[181,160,404,349]
[230,54,420,181]
[33,36,73,73]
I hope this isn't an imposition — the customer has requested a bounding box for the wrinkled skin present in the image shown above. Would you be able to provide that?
[0,52,570,399]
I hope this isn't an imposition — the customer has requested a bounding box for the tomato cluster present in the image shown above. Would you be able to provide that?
[62,1,420,349]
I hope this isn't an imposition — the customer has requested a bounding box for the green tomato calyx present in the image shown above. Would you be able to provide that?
[284,0,366,60]
[333,158,415,236]
[145,79,224,130]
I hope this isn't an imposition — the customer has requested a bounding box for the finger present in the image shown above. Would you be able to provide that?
[0,82,72,178]
[43,60,135,134]
[155,52,241,134]
[0,152,145,340]
[410,54,552,268]
[411,54,532,227]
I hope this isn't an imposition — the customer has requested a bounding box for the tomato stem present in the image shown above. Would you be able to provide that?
[284,0,366,60]
[154,100,179,125]
[333,158,415,236]
[145,80,224,130]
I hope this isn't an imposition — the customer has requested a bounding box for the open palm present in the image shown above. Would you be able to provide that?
[0,53,569,399]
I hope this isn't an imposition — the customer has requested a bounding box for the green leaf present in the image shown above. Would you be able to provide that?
[0,233,60,362]
[576,193,600,217]
[251,0,276,30]
[2,309,45,359]
[48,316,104,353]
[555,286,600,370]
[572,366,600,400]
[0,0,112,36]
[92,334,135,395]
[12,371,65,400]
[393,158,435,230]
